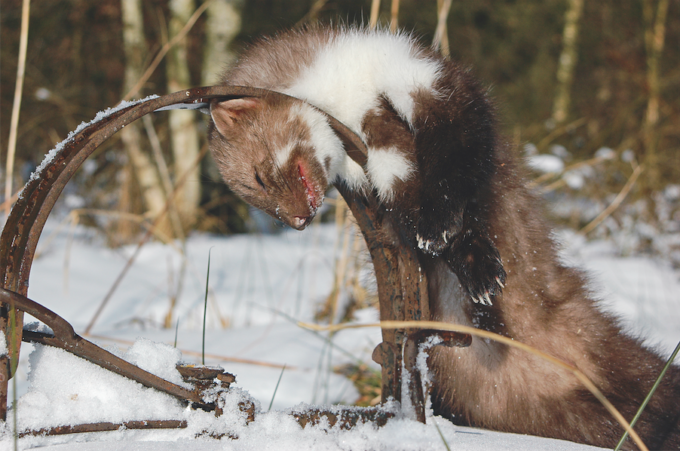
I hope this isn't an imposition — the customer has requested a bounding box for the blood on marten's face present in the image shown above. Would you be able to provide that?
[209,96,329,230]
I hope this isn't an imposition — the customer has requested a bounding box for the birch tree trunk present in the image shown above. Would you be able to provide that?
[552,0,584,126]
[369,0,380,29]
[642,0,669,188]
[390,0,399,33]
[120,0,173,240]
[167,0,201,228]
[202,0,243,85]
[433,0,452,59]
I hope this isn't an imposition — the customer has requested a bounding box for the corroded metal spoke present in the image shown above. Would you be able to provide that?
[0,86,368,422]
[18,420,189,438]
[1,287,208,408]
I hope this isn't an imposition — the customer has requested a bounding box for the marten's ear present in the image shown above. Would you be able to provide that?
[210,97,261,135]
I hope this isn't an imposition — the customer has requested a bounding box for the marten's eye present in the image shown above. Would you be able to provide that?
[255,171,267,192]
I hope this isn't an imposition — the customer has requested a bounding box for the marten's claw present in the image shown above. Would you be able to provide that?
[472,292,493,306]
[484,292,492,305]
[416,232,453,254]
[444,232,506,307]
[416,234,434,253]
[415,225,461,255]
[415,204,464,255]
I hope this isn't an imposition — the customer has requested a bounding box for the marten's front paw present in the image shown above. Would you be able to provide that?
[415,204,463,255]
[444,231,506,306]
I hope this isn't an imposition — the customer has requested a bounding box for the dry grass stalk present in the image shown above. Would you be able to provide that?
[296,0,328,25]
[88,334,290,369]
[34,208,181,263]
[0,189,22,213]
[331,213,353,324]
[54,208,185,302]
[335,363,381,406]
[346,230,370,315]
[4,0,31,221]
[73,209,180,247]
[529,150,609,189]
[165,255,178,329]
[317,197,349,322]
[123,0,212,101]
[579,164,643,235]
[299,319,648,451]
[142,115,185,241]
[535,116,586,152]
[83,144,210,335]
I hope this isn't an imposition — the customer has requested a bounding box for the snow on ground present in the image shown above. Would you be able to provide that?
[0,215,678,450]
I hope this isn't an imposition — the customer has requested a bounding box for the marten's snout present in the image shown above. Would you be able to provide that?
[292,215,312,230]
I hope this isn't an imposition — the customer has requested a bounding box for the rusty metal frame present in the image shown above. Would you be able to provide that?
[0,86,469,431]
[1,287,211,408]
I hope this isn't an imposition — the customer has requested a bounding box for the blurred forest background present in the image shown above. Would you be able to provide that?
[1,0,679,260]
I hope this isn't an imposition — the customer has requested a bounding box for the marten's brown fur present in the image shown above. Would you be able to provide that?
[208,26,680,449]
[424,146,680,449]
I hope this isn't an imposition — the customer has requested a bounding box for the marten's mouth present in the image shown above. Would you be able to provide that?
[292,161,323,230]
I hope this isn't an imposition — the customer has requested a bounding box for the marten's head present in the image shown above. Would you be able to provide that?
[209,96,344,230]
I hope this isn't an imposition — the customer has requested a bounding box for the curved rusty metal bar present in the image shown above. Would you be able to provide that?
[0,86,367,299]
[0,87,370,419]
[0,85,465,426]
[0,287,208,407]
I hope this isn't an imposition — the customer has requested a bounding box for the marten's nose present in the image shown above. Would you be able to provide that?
[292,216,311,230]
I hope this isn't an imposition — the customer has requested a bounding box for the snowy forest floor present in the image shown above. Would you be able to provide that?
[1,211,679,450]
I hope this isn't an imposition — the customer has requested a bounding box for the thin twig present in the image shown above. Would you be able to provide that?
[328,205,352,325]
[88,334,292,369]
[83,145,209,335]
[70,208,180,248]
[122,0,212,101]
[580,164,643,235]
[0,189,22,213]
[63,210,79,295]
[271,306,366,366]
[433,0,452,58]
[296,0,328,25]
[536,117,587,151]
[142,115,185,241]
[5,0,31,221]
[529,153,614,189]
[298,319,649,451]
[142,113,187,328]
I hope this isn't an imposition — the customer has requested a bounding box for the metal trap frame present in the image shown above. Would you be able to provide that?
[0,87,471,436]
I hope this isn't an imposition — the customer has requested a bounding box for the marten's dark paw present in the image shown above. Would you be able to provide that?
[444,231,506,306]
[415,203,464,255]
